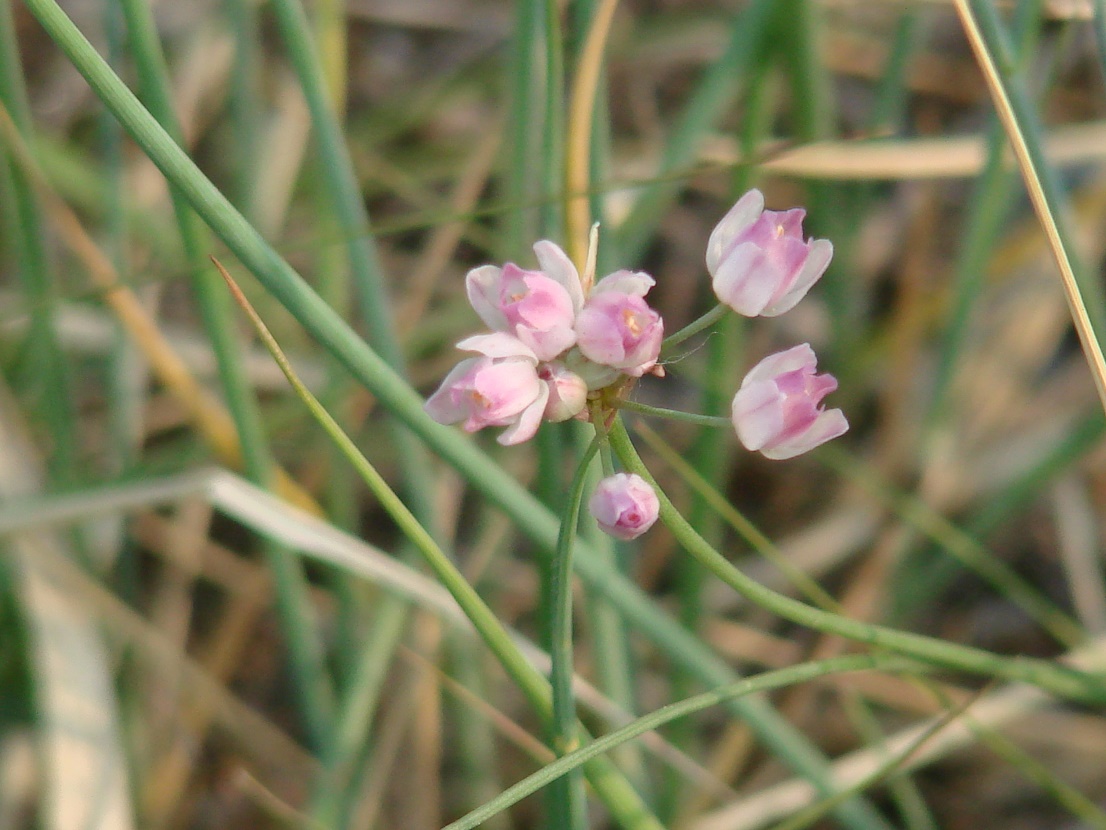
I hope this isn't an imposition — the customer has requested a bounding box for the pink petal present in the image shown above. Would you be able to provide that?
[762,239,833,317]
[711,242,778,317]
[741,344,816,386]
[465,265,507,330]
[498,383,549,445]
[533,240,584,313]
[731,379,785,452]
[706,189,764,276]
[424,358,482,424]
[761,408,849,460]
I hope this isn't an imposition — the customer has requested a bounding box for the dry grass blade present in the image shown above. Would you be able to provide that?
[952,0,1106,413]
[0,382,134,830]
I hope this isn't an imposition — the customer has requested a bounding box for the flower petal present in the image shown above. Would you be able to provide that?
[456,332,538,361]
[465,265,507,330]
[706,188,764,276]
[533,240,584,313]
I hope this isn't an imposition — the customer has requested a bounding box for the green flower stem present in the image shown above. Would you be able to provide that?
[615,399,731,428]
[24,6,892,823]
[661,302,729,352]
[551,431,606,830]
[217,263,664,830]
[444,654,918,830]
[608,418,1106,704]
[633,421,839,611]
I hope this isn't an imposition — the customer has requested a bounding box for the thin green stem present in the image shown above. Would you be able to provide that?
[661,302,729,352]
[615,399,730,428]
[609,418,1106,704]
[550,431,606,830]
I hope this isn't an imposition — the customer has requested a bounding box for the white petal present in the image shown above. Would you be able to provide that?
[465,265,508,330]
[731,379,784,452]
[706,189,764,276]
[741,344,815,387]
[533,240,584,313]
[456,332,538,362]
[591,269,655,297]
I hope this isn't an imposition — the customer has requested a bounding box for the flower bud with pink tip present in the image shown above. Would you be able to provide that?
[424,333,548,445]
[466,241,584,362]
[732,344,848,460]
[538,362,588,422]
[588,473,660,541]
[708,189,832,318]
[575,270,664,377]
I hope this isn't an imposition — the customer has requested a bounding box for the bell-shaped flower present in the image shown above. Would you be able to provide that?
[424,333,548,445]
[732,343,848,460]
[707,189,832,318]
[466,241,584,361]
[575,270,664,377]
[538,362,588,422]
[588,473,660,540]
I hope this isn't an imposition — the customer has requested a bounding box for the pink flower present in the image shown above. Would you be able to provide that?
[424,333,548,445]
[732,344,848,460]
[538,362,588,422]
[707,189,832,317]
[466,241,584,361]
[588,473,660,540]
[575,270,664,377]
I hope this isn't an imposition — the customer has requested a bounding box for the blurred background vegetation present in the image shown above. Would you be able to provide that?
[2,0,1106,828]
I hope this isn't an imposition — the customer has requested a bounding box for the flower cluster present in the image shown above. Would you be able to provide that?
[425,240,663,445]
[425,189,848,540]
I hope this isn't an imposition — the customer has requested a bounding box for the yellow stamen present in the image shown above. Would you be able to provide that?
[622,308,642,336]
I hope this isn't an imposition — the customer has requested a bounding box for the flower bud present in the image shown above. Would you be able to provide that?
[732,344,848,460]
[588,473,660,541]
[708,189,832,318]
[538,362,588,422]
